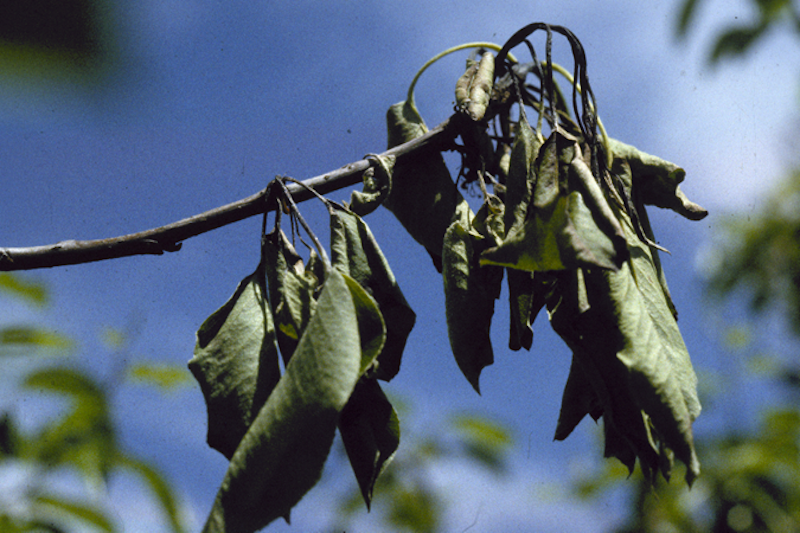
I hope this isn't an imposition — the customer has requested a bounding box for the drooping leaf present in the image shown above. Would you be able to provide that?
[340,273,387,375]
[263,230,321,364]
[607,137,708,221]
[482,131,626,272]
[384,100,471,271]
[201,269,367,533]
[189,262,280,460]
[442,219,504,394]
[330,206,416,380]
[502,114,542,238]
[338,378,400,509]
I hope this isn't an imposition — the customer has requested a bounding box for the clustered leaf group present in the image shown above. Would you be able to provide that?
[188,22,708,532]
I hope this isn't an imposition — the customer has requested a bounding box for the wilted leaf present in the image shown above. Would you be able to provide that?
[263,230,321,364]
[189,262,280,460]
[443,219,503,393]
[455,52,495,121]
[338,378,400,509]
[482,131,626,271]
[384,100,470,271]
[502,114,542,238]
[201,269,366,533]
[330,206,416,380]
[608,138,707,221]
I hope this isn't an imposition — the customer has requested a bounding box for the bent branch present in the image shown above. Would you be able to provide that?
[1,116,457,271]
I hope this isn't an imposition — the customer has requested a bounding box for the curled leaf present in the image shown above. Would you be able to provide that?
[189,262,280,460]
[455,52,495,121]
[348,155,395,217]
[608,138,707,221]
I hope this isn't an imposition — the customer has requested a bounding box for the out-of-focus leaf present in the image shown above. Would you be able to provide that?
[201,269,368,533]
[263,230,321,364]
[0,273,48,305]
[330,206,416,381]
[22,367,116,486]
[384,100,470,271]
[32,494,116,533]
[338,379,400,509]
[451,413,512,473]
[118,455,187,533]
[0,413,20,458]
[711,24,767,62]
[442,218,503,394]
[127,363,191,391]
[188,262,280,460]
[0,326,73,355]
[676,0,701,36]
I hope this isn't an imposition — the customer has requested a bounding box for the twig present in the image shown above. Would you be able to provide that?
[0,116,458,271]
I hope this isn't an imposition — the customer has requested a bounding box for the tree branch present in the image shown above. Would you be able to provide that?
[1,116,459,271]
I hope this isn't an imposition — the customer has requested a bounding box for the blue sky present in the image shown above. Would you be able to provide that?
[2,0,799,531]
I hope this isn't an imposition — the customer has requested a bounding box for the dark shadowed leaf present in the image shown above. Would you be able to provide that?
[338,378,400,509]
[189,262,280,460]
[384,100,471,271]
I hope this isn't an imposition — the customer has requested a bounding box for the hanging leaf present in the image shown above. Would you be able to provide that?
[263,230,321,364]
[201,269,369,533]
[482,131,626,272]
[443,217,504,393]
[338,378,400,509]
[502,114,542,238]
[189,261,280,460]
[384,100,471,271]
[340,272,387,375]
[330,205,416,381]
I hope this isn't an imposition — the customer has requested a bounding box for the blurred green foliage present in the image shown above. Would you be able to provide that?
[0,274,187,533]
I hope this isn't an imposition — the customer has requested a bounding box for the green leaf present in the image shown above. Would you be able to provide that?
[263,230,321,364]
[553,355,602,441]
[482,131,626,272]
[0,273,48,305]
[22,367,116,486]
[451,413,512,474]
[502,114,542,239]
[32,494,116,533]
[189,262,280,460]
[607,138,707,221]
[127,363,192,391]
[384,100,471,271]
[340,273,387,375]
[710,24,767,62]
[201,269,366,533]
[338,378,400,509]
[443,219,503,393]
[0,326,73,355]
[330,206,415,380]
